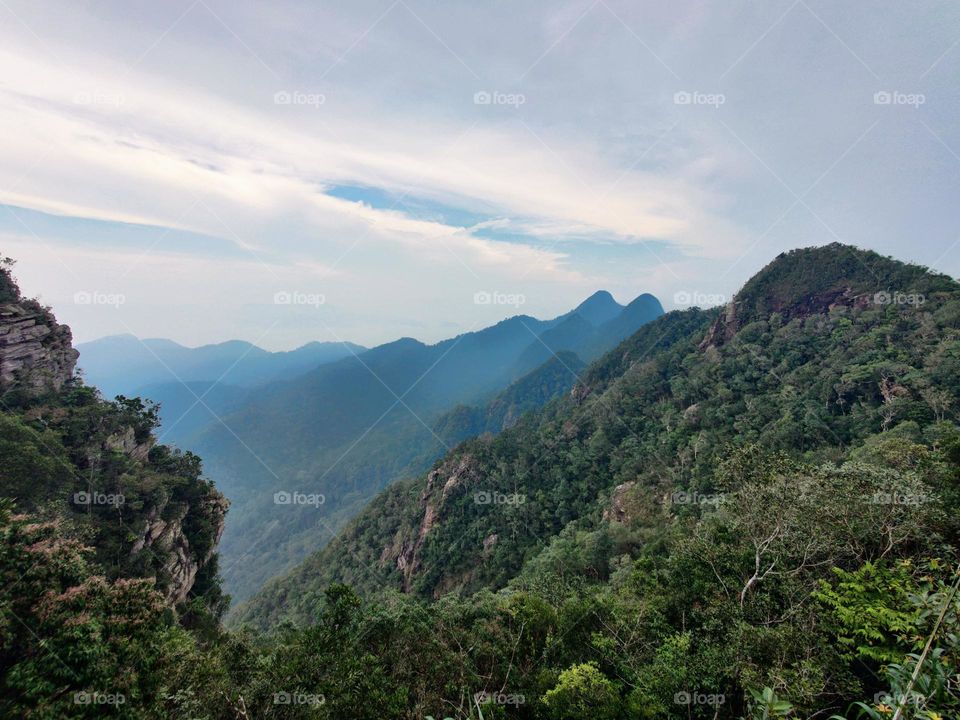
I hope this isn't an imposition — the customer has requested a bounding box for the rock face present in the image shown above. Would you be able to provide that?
[0,263,227,608]
[384,455,481,593]
[131,493,229,605]
[104,426,155,462]
[699,286,875,351]
[0,293,79,393]
[603,481,637,523]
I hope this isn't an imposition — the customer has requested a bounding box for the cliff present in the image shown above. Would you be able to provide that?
[0,258,227,612]
[0,292,78,393]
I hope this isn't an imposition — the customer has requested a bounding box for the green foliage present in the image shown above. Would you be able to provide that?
[4,244,960,718]
[542,662,620,720]
[745,687,795,719]
[0,502,189,718]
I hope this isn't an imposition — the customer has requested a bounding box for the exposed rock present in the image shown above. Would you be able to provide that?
[699,286,876,351]
[0,300,78,393]
[385,454,482,591]
[482,533,498,554]
[603,481,637,523]
[698,301,739,351]
[104,426,156,462]
[131,491,228,605]
[682,403,701,427]
[571,383,591,405]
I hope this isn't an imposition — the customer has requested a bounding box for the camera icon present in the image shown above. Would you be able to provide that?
[274,491,292,505]
[671,491,690,505]
[274,91,292,105]
[474,90,492,105]
[674,691,691,705]
[273,692,291,705]
[73,291,93,305]
[674,91,692,105]
[474,291,492,305]
[474,491,492,505]
[273,291,292,305]
[73,491,92,505]
[673,290,692,305]
[873,291,891,305]
[74,692,91,705]
[874,90,892,105]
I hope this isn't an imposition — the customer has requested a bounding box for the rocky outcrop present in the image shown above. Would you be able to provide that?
[131,492,229,605]
[384,455,481,591]
[104,426,155,462]
[698,301,740,350]
[603,481,637,523]
[699,286,875,351]
[0,274,78,394]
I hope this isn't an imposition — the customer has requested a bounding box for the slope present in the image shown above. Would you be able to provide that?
[196,293,662,602]
[236,243,960,629]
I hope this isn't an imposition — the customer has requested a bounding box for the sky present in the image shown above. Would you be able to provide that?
[1,0,958,350]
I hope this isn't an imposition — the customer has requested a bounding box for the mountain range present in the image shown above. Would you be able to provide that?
[234,244,960,632]
[78,290,665,601]
[4,243,959,718]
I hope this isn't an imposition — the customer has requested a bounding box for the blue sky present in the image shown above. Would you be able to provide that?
[1,0,958,349]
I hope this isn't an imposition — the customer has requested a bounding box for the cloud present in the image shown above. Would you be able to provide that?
[0,26,728,264]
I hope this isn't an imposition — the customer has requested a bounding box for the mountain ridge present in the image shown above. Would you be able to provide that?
[192,289,664,601]
[234,243,960,630]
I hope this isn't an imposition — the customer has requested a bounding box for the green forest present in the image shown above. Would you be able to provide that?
[2,244,959,719]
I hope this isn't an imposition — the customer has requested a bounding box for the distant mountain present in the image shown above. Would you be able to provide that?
[76,335,366,399]
[513,292,664,374]
[433,349,587,447]
[567,290,624,325]
[235,243,960,635]
[190,291,663,602]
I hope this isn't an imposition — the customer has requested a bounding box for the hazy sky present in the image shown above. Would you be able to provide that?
[1,0,958,349]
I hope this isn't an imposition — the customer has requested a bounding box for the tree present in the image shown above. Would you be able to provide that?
[542,662,620,720]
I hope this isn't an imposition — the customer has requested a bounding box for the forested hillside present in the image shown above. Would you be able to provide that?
[191,291,662,602]
[225,244,959,719]
[2,245,958,719]
[0,258,229,717]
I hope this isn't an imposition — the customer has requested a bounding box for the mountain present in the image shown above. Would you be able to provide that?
[433,350,587,447]
[0,259,227,611]
[568,290,624,325]
[512,292,664,374]
[236,243,960,628]
[76,334,366,399]
[192,293,662,602]
[4,245,960,719]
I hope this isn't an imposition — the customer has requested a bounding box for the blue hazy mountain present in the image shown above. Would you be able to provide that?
[184,292,663,602]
